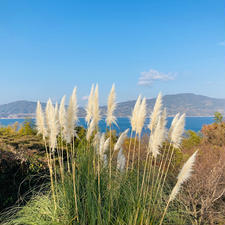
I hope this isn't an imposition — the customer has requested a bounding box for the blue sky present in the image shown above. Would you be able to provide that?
[0,0,224,106]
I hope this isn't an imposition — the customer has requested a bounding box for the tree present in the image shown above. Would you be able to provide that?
[18,119,36,135]
[214,112,223,123]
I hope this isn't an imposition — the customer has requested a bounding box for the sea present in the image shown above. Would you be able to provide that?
[0,117,214,134]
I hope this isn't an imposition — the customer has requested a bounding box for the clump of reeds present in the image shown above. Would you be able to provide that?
[2,84,197,225]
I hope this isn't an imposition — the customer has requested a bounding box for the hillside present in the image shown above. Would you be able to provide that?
[103,93,225,117]
[0,93,224,118]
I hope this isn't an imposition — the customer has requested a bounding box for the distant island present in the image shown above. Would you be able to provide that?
[0,93,225,119]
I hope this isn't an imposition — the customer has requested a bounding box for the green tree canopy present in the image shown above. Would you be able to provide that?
[214,112,223,123]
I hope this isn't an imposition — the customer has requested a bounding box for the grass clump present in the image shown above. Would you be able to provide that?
[1,84,197,225]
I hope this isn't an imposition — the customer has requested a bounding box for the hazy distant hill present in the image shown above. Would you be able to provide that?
[102,93,225,117]
[0,93,225,118]
[0,101,39,118]
[0,101,85,118]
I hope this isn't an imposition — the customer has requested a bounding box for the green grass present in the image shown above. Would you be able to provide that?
[1,140,188,225]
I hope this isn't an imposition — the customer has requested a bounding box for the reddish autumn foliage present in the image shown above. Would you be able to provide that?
[181,122,225,225]
[201,122,225,146]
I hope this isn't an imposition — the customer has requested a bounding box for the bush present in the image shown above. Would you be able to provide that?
[201,122,225,146]
[182,130,202,150]
[18,119,36,136]
[180,122,225,225]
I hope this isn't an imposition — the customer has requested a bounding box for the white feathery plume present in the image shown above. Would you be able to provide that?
[47,100,59,150]
[136,97,146,135]
[86,119,95,141]
[148,92,162,132]
[52,102,60,148]
[114,129,129,151]
[148,116,165,158]
[45,98,54,133]
[160,108,167,129]
[103,154,108,167]
[103,138,110,152]
[102,137,110,166]
[93,84,101,127]
[170,113,185,148]
[168,113,180,139]
[98,133,105,160]
[36,101,47,139]
[130,95,142,132]
[169,151,197,201]
[160,108,168,138]
[96,134,110,163]
[65,87,78,143]
[93,131,100,148]
[54,102,59,125]
[59,95,66,131]
[85,84,94,125]
[106,83,117,127]
[117,148,126,172]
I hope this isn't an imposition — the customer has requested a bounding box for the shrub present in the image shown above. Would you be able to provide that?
[201,121,225,146]
[182,130,202,150]
[181,122,225,225]
[18,119,36,136]
[214,112,223,123]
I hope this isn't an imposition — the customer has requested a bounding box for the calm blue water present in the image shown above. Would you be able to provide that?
[0,117,214,134]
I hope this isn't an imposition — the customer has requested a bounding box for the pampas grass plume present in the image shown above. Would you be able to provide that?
[136,97,146,135]
[47,100,59,149]
[93,131,100,148]
[106,83,117,127]
[170,113,185,148]
[117,148,126,172]
[45,98,54,132]
[86,119,95,141]
[149,116,165,158]
[36,101,47,139]
[59,95,66,131]
[160,108,167,130]
[148,92,162,132]
[169,151,197,201]
[65,87,78,143]
[93,84,101,127]
[85,84,94,125]
[168,113,180,139]
[114,128,129,151]
[104,138,110,152]
[54,102,59,124]
[130,95,142,132]
[99,133,105,158]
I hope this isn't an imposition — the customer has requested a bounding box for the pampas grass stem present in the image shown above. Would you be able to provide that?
[125,130,133,174]
[131,133,138,170]
[137,135,141,191]
[66,144,71,173]
[72,161,79,222]
[136,97,146,191]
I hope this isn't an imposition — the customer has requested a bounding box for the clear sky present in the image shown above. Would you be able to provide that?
[0,0,224,106]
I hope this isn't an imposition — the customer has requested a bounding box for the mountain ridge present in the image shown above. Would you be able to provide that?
[0,93,225,118]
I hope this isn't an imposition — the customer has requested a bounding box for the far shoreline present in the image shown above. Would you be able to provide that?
[0,116,215,120]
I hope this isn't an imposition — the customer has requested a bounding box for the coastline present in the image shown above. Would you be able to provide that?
[0,116,214,119]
